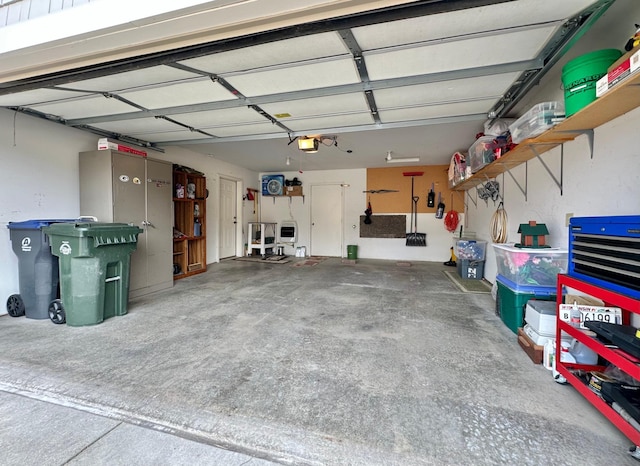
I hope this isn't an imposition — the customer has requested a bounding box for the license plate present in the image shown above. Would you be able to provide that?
[559,304,622,329]
[581,311,622,326]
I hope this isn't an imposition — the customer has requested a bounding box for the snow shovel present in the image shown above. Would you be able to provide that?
[404,172,426,247]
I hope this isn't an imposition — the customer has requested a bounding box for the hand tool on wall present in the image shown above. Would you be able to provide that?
[436,192,445,219]
[404,172,426,247]
[364,200,373,224]
[427,182,435,208]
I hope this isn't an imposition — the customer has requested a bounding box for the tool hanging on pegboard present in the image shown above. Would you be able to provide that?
[435,192,445,219]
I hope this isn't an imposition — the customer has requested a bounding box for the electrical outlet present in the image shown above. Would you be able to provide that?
[565,213,574,227]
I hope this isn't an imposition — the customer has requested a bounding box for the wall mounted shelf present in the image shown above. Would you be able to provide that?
[265,187,305,204]
[452,72,640,192]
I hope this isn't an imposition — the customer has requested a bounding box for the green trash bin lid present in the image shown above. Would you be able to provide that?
[44,222,142,244]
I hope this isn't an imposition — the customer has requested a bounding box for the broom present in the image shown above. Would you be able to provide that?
[404,171,427,246]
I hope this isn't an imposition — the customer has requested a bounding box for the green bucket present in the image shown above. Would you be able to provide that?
[562,48,622,116]
[347,245,358,260]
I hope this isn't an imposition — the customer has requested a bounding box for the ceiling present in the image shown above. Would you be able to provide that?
[0,0,612,172]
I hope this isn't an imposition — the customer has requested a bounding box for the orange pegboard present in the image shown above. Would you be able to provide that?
[365,165,464,214]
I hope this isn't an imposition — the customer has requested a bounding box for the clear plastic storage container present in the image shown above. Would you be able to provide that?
[493,243,568,288]
[508,102,566,143]
[468,136,498,173]
[455,239,487,261]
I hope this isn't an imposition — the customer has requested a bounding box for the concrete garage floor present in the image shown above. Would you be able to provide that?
[0,258,636,465]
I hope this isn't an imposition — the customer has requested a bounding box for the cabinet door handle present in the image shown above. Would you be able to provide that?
[142,221,156,228]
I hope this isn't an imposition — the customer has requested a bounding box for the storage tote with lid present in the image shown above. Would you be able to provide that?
[493,243,568,288]
[508,102,565,143]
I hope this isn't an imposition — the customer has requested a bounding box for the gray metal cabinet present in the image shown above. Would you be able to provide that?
[79,150,173,298]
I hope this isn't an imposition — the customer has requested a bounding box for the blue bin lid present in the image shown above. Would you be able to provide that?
[496,274,557,295]
[7,219,77,230]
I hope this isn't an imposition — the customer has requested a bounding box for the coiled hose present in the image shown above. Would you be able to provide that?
[444,209,459,233]
[490,202,508,243]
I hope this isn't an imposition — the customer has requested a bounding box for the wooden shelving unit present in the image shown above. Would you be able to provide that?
[452,72,640,191]
[173,168,207,279]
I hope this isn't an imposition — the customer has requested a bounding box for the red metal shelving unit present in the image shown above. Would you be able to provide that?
[556,274,640,445]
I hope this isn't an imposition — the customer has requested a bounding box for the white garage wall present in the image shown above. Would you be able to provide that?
[0,108,97,311]
[258,169,365,258]
[259,169,464,261]
[466,0,640,283]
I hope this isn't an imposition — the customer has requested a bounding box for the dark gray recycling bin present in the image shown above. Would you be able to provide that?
[6,219,76,319]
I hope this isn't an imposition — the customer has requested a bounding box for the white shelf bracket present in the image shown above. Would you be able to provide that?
[465,189,477,209]
[498,161,528,201]
[530,143,563,195]
[556,128,594,158]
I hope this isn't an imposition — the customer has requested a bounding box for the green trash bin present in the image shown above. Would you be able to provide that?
[43,222,143,326]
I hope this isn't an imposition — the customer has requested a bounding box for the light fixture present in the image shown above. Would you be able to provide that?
[387,157,420,164]
[298,137,319,153]
[385,150,420,164]
[286,156,291,166]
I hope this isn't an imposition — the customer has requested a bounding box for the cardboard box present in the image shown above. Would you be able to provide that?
[596,47,640,97]
[285,185,303,196]
[517,327,544,364]
[98,138,147,157]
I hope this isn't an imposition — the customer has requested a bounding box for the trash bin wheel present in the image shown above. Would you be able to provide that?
[7,294,25,317]
[48,299,66,325]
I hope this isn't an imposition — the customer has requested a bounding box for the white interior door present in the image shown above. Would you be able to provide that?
[310,184,343,257]
[219,177,237,259]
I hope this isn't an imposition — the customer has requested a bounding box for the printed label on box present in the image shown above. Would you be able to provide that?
[596,49,640,97]
[98,138,147,157]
